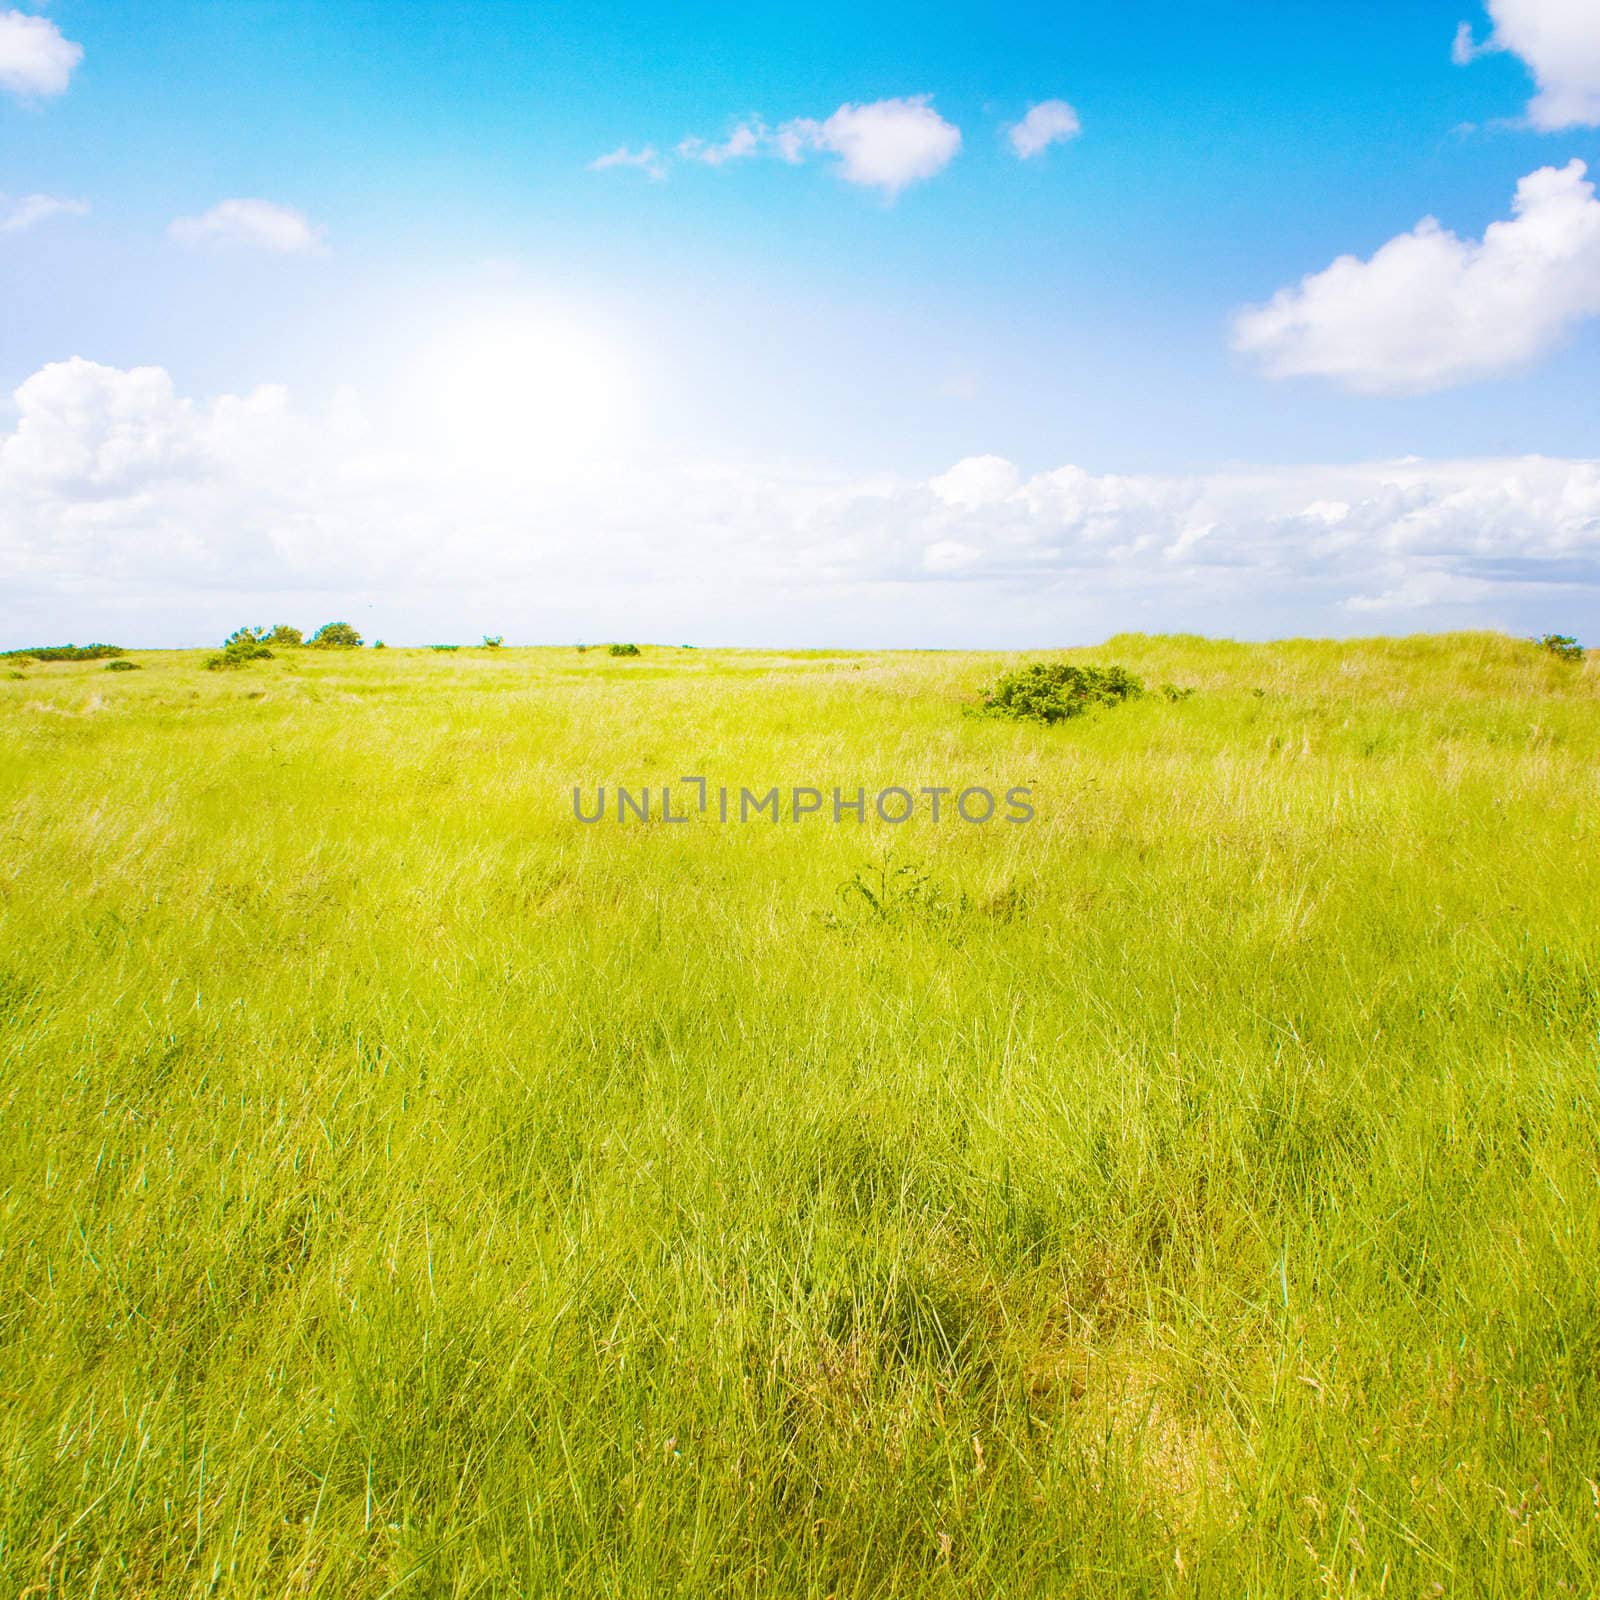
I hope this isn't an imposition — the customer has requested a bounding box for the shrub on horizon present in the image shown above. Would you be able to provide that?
[1537,633,1584,662]
[609,643,641,657]
[212,628,275,670]
[224,627,274,657]
[267,624,304,647]
[968,660,1145,724]
[310,622,363,649]
[1,643,125,662]
[483,635,503,649]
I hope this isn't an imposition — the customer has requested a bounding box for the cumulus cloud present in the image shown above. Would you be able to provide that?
[1234,160,1600,393]
[1006,100,1082,159]
[169,199,326,254]
[606,97,962,196]
[1,359,207,493]
[777,96,961,196]
[4,359,1598,643]
[589,144,668,181]
[930,454,1022,509]
[0,8,81,99]
[1454,0,1600,129]
[1,193,88,232]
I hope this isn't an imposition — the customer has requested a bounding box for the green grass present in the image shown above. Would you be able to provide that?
[1,634,1597,1597]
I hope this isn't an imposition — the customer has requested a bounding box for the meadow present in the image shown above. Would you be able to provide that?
[0,633,1596,1598]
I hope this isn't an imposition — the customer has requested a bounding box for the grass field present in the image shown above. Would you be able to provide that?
[1,634,1597,1597]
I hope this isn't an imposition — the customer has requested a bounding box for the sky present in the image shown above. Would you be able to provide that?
[1,0,1598,647]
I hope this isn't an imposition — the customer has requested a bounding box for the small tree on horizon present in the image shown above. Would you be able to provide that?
[310,622,363,649]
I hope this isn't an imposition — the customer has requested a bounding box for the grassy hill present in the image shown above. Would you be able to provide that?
[1,635,1596,1596]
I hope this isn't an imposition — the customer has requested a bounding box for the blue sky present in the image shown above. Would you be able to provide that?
[2,0,1598,645]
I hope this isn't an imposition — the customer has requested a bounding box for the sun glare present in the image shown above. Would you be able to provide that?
[426,310,636,475]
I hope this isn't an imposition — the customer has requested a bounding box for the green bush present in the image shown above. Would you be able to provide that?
[105,660,141,672]
[223,627,274,661]
[310,622,362,649]
[609,643,641,657]
[968,660,1144,724]
[205,628,275,671]
[1537,634,1584,662]
[430,644,459,652]
[482,635,503,650]
[266,624,303,648]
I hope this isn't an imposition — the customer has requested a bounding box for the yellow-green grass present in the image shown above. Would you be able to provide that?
[1,634,1596,1597]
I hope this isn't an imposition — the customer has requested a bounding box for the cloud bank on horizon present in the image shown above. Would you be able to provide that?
[3,358,1596,645]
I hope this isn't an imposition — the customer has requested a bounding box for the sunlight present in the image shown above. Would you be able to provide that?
[424,308,637,475]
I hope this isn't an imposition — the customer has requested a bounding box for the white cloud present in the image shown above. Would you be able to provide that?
[931,454,1022,509]
[777,96,961,196]
[0,8,81,99]
[4,360,1598,643]
[1452,21,1486,66]
[589,144,668,181]
[1007,100,1082,159]
[1455,0,1600,129]
[676,122,766,166]
[169,199,326,254]
[0,359,207,493]
[604,97,962,197]
[1,193,88,232]
[1234,160,1600,393]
